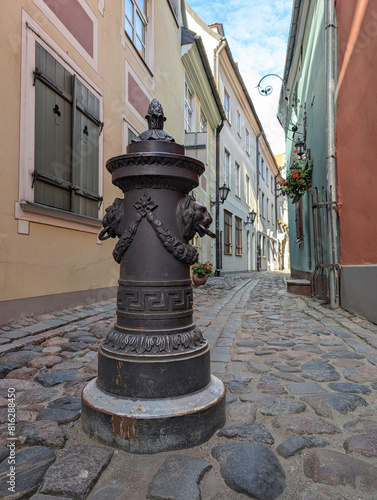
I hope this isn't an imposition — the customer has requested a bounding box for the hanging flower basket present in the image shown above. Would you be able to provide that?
[276,153,313,202]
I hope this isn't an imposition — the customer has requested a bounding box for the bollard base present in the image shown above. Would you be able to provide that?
[81,376,226,454]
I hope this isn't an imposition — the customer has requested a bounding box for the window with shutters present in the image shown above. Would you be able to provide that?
[235,216,242,256]
[32,42,102,219]
[224,210,232,255]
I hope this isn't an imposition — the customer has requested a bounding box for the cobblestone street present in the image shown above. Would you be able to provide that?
[1,271,377,499]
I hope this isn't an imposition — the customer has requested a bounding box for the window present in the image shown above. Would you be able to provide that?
[261,193,265,218]
[261,158,265,178]
[224,87,230,121]
[224,149,230,187]
[236,110,241,136]
[235,217,242,256]
[33,43,102,218]
[185,80,194,132]
[246,129,250,155]
[235,162,240,198]
[266,167,269,186]
[271,203,274,225]
[271,176,274,194]
[267,198,270,221]
[128,128,138,144]
[125,0,147,59]
[224,211,232,254]
[200,108,207,132]
[246,175,250,206]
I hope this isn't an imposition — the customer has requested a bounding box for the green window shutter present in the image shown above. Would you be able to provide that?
[34,43,73,211]
[33,43,101,218]
[72,79,100,218]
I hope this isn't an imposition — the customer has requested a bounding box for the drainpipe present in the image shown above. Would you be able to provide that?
[256,132,262,271]
[214,37,226,87]
[214,36,226,276]
[181,0,188,28]
[215,119,225,276]
[325,0,338,308]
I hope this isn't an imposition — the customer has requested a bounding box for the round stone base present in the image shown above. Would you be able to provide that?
[81,376,226,454]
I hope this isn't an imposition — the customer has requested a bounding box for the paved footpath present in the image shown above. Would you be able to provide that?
[1,272,377,499]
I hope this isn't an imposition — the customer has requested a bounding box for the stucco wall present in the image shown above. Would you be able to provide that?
[0,0,184,314]
[285,0,327,274]
[336,0,377,266]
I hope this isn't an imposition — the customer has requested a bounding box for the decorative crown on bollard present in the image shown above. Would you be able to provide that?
[81,99,225,453]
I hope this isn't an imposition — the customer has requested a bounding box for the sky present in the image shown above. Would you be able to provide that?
[188,0,294,154]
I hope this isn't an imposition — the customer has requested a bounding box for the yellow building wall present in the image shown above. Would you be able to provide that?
[0,0,184,312]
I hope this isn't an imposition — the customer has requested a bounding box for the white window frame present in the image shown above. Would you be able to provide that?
[185,79,194,133]
[125,0,147,59]
[224,87,230,121]
[246,175,250,206]
[236,110,241,136]
[200,108,207,132]
[246,128,250,155]
[122,115,139,153]
[224,149,231,188]
[16,13,103,235]
[235,162,240,198]
[266,167,269,186]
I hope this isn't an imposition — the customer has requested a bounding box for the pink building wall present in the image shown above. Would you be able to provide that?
[336,0,377,266]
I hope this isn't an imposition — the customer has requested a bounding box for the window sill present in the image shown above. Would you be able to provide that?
[15,200,102,234]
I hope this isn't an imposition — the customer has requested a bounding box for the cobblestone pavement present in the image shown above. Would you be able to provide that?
[1,272,377,499]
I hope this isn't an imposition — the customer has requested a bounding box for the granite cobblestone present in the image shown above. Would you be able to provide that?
[1,274,377,498]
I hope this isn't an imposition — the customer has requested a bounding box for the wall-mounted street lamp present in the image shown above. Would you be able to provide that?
[244,209,257,226]
[211,182,230,206]
[256,74,289,97]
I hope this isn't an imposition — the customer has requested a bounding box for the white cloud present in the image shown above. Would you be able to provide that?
[187,0,294,153]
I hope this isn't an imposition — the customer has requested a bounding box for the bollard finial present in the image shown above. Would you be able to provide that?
[146,98,166,130]
[133,99,175,142]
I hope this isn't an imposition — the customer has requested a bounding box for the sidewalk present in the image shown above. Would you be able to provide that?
[1,272,377,499]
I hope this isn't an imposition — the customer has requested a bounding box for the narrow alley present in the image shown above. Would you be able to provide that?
[1,272,377,499]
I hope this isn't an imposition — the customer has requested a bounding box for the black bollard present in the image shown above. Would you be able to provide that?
[81,99,226,453]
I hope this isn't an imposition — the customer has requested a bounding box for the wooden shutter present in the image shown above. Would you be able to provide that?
[73,79,101,218]
[224,211,232,254]
[34,43,72,211]
[235,217,242,256]
[33,43,101,218]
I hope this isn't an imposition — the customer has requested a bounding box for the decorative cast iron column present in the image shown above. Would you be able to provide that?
[81,100,226,453]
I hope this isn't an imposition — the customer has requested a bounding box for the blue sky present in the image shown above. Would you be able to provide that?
[187,0,294,154]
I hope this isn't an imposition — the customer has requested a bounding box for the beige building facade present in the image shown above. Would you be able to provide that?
[0,0,185,323]
[186,4,280,274]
